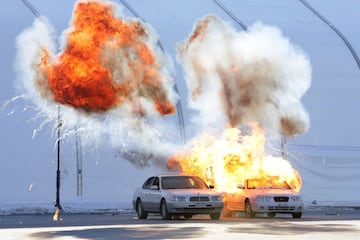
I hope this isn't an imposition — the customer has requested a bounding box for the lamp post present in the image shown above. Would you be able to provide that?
[75,124,83,197]
[21,0,63,211]
[55,105,62,210]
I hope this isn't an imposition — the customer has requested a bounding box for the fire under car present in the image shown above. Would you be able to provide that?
[222,176,304,218]
[132,174,224,220]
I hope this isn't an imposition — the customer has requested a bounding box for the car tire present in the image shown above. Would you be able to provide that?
[160,200,172,220]
[136,199,148,219]
[292,212,302,219]
[245,199,255,218]
[210,212,221,220]
[267,212,276,218]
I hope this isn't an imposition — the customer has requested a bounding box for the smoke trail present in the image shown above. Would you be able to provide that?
[177,15,312,136]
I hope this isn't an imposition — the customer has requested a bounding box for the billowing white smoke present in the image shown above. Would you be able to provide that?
[14,3,179,167]
[14,17,58,122]
[177,15,312,136]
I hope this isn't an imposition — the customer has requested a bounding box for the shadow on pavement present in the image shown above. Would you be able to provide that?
[31,225,204,240]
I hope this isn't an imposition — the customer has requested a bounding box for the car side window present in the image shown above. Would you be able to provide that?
[151,177,159,190]
[142,177,155,189]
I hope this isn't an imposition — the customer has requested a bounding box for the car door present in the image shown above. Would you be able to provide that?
[140,177,155,211]
[148,177,162,212]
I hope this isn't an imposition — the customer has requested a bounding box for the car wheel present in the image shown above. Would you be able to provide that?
[160,200,172,220]
[292,212,302,219]
[267,212,276,218]
[136,199,148,219]
[245,199,255,218]
[210,212,221,220]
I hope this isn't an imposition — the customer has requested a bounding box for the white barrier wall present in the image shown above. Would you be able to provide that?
[288,145,360,206]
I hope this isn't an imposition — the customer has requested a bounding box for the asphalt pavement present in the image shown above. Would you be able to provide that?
[0,209,360,239]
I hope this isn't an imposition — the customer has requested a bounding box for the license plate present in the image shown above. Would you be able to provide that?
[195,202,209,207]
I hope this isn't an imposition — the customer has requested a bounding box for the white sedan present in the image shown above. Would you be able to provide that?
[222,177,304,218]
[132,174,224,220]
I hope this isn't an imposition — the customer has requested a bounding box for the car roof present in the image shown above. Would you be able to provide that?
[154,173,199,178]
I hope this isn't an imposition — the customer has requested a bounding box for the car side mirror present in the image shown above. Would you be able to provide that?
[150,185,159,190]
[237,184,245,189]
[209,185,214,189]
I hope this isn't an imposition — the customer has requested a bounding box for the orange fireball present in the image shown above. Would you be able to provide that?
[37,0,175,115]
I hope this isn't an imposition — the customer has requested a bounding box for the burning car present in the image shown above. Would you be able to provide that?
[222,176,304,218]
[132,174,224,220]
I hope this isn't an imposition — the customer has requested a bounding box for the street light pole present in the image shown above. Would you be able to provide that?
[21,0,63,211]
[55,105,62,210]
[75,124,83,197]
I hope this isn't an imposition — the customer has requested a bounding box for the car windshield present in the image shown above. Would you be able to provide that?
[161,176,209,190]
[247,177,291,189]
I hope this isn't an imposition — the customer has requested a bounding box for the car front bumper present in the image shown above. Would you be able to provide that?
[252,202,303,213]
[166,201,224,214]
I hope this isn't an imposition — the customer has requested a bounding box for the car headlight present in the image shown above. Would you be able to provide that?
[171,196,187,201]
[211,195,222,201]
[256,195,272,202]
[291,196,302,201]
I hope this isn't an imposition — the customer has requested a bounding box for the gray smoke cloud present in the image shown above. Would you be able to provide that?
[177,15,312,136]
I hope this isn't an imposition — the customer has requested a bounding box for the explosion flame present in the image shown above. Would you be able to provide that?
[170,15,311,192]
[16,2,311,189]
[15,0,179,166]
[52,208,60,221]
[168,125,302,193]
[36,0,175,115]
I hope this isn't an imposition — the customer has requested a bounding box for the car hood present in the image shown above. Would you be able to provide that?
[164,189,220,196]
[249,188,300,196]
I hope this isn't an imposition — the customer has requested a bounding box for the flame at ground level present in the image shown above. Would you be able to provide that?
[168,126,302,193]
[53,208,60,221]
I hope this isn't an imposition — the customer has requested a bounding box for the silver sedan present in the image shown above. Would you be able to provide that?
[132,174,224,220]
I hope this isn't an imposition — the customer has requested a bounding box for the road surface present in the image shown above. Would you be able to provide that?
[1,209,359,239]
